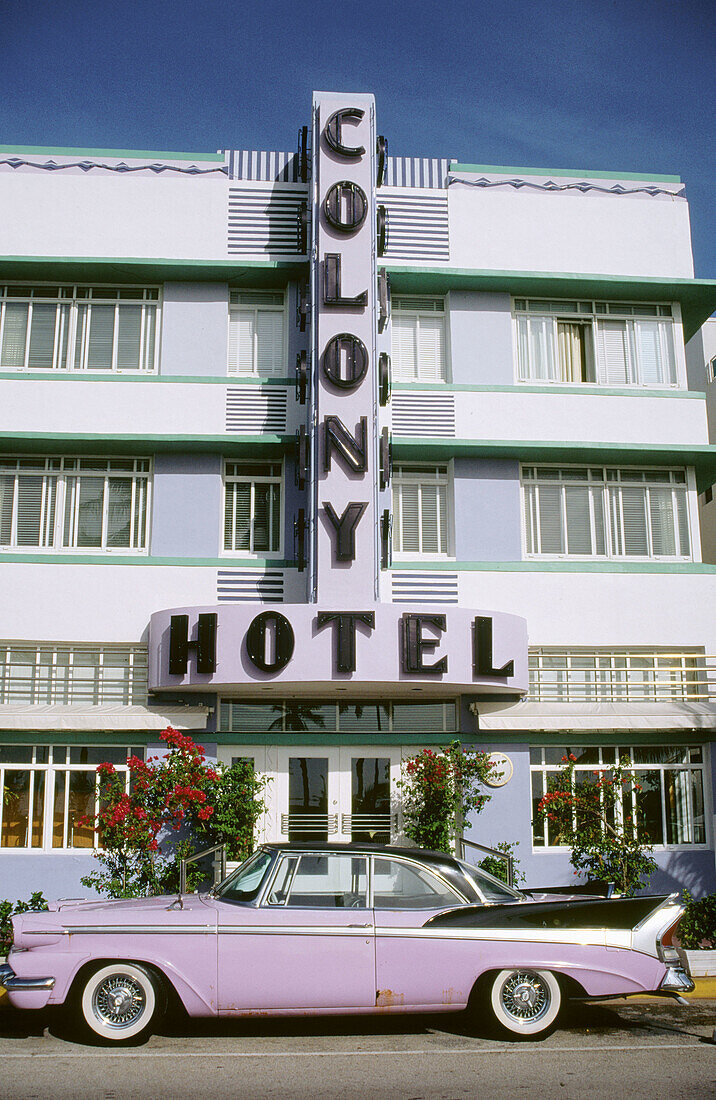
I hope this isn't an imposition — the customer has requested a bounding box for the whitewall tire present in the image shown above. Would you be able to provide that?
[488,969,562,1037]
[80,962,160,1042]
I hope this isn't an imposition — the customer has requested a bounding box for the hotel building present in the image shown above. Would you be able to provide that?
[1,91,715,899]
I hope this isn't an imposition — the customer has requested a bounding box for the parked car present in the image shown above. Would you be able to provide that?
[0,842,694,1042]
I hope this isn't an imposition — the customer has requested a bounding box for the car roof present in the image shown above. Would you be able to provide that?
[259,841,462,870]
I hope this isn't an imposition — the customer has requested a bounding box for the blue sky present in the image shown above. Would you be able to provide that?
[3,0,714,275]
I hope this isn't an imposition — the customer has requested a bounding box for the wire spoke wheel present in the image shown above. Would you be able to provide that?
[80,963,159,1042]
[489,969,561,1036]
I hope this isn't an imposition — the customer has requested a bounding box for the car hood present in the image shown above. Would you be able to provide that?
[12,894,216,948]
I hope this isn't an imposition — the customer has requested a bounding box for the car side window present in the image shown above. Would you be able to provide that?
[267,853,368,908]
[372,858,462,910]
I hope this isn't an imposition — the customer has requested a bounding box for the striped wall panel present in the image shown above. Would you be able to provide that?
[391,572,459,604]
[221,150,450,189]
[384,158,450,189]
[217,569,285,603]
[391,392,456,438]
[221,150,301,182]
[228,185,307,255]
[381,192,449,262]
[226,387,288,433]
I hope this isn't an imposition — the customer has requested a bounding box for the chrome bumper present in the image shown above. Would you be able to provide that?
[0,963,55,992]
[659,966,695,994]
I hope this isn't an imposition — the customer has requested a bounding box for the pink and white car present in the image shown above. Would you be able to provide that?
[1,842,694,1043]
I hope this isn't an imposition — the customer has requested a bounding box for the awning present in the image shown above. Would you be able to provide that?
[472,700,716,731]
[0,704,210,731]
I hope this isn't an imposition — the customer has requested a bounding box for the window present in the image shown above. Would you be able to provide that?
[530,744,706,848]
[391,297,447,381]
[392,464,450,556]
[228,291,285,376]
[0,285,158,373]
[218,699,458,733]
[707,356,716,385]
[522,466,690,559]
[0,644,148,705]
[514,299,677,387]
[223,462,282,554]
[0,457,150,551]
[528,649,705,702]
[267,853,368,908]
[0,744,141,850]
[372,857,463,909]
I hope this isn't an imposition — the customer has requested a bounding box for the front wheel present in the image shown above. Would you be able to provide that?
[488,969,561,1037]
[79,962,162,1043]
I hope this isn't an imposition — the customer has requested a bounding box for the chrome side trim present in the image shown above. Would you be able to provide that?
[60,925,215,935]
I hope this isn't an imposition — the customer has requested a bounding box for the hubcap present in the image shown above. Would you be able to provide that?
[93,975,146,1029]
[500,972,550,1022]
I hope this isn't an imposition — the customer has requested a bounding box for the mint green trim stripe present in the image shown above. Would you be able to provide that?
[213,733,455,746]
[392,561,716,574]
[386,267,716,342]
[471,731,712,745]
[0,731,167,745]
[0,373,294,385]
[392,383,705,400]
[391,437,716,492]
[0,433,291,457]
[0,257,304,287]
[450,163,682,184]
[0,145,225,161]
[0,554,295,567]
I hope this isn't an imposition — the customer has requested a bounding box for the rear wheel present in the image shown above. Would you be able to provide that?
[79,962,162,1043]
[488,969,561,1037]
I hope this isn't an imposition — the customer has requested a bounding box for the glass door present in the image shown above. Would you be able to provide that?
[275,748,341,841]
[337,748,401,843]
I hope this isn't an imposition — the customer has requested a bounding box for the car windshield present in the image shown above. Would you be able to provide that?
[214,849,274,903]
[456,859,525,903]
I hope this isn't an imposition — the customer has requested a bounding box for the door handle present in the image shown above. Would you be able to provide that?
[349,923,372,928]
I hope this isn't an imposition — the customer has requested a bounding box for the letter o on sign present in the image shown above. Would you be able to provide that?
[323,333,368,389]
[246,611,295,673]
[323,181,368,233]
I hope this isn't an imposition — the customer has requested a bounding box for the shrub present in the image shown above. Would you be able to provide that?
[478,840,525,886]
[397,741,493,854]
[1,892,48,955]
[678,891,716,949]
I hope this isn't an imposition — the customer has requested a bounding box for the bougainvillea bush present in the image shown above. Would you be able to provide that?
[534,754,657,897]
[79,727,267,898]
[397,741,494,854]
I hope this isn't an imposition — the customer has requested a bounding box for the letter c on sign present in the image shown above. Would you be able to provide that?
[246,611,295,673]
[325,107,366,158]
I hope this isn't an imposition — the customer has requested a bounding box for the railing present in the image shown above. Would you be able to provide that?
[528,651,716,703]
[458,837,514,888]
[179,843,227,894]
[341,813,395,839]
[280,813,339,836]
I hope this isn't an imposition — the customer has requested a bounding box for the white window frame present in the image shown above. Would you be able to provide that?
[530,744,708,851]
[0,744,140,852]
[0,456,151,554]
[222,460,284,556]
[0,643,148,705]
[392,463,453,559]
[391,296,449,383]
[521,464,692,561]
[513,298,680,389]
[0,285,160,374]
[227,290,286,377]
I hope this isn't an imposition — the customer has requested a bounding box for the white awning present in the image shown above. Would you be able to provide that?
[0,704,210,731]
[472,700,716,731]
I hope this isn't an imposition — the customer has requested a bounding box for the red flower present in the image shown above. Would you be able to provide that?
[97,761,116,775]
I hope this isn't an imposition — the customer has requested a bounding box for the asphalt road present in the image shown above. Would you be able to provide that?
[0,999,714,1100]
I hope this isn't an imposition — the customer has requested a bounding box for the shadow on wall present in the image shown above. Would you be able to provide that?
[646,851,716,899]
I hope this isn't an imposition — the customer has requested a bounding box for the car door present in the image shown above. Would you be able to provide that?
[372,855,475,1010]
[216,851,375,1013]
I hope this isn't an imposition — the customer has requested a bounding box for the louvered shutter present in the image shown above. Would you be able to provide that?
[536,485,563,553]
[255,309,283,377]
[106,479,133,547]
[596,321,633,384]
[226,481,252,550]
[252,482,271,551]
[418,482,446,553]
[86,305,115,371]
[635,320,676,386]
[616,487,648,555]
[0,475,14,543]
[16,475,52,546]
[228,310,255,374]
[27,304,57,370]
[142,306,157,371]
[417,315,445,381]
[523,485,537,553]
[675,492,690,556]
[564,487,593,553]
[1,303,28,367]
[392,314,418,380]
[398,482,420,552]
[116,306,142,371]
